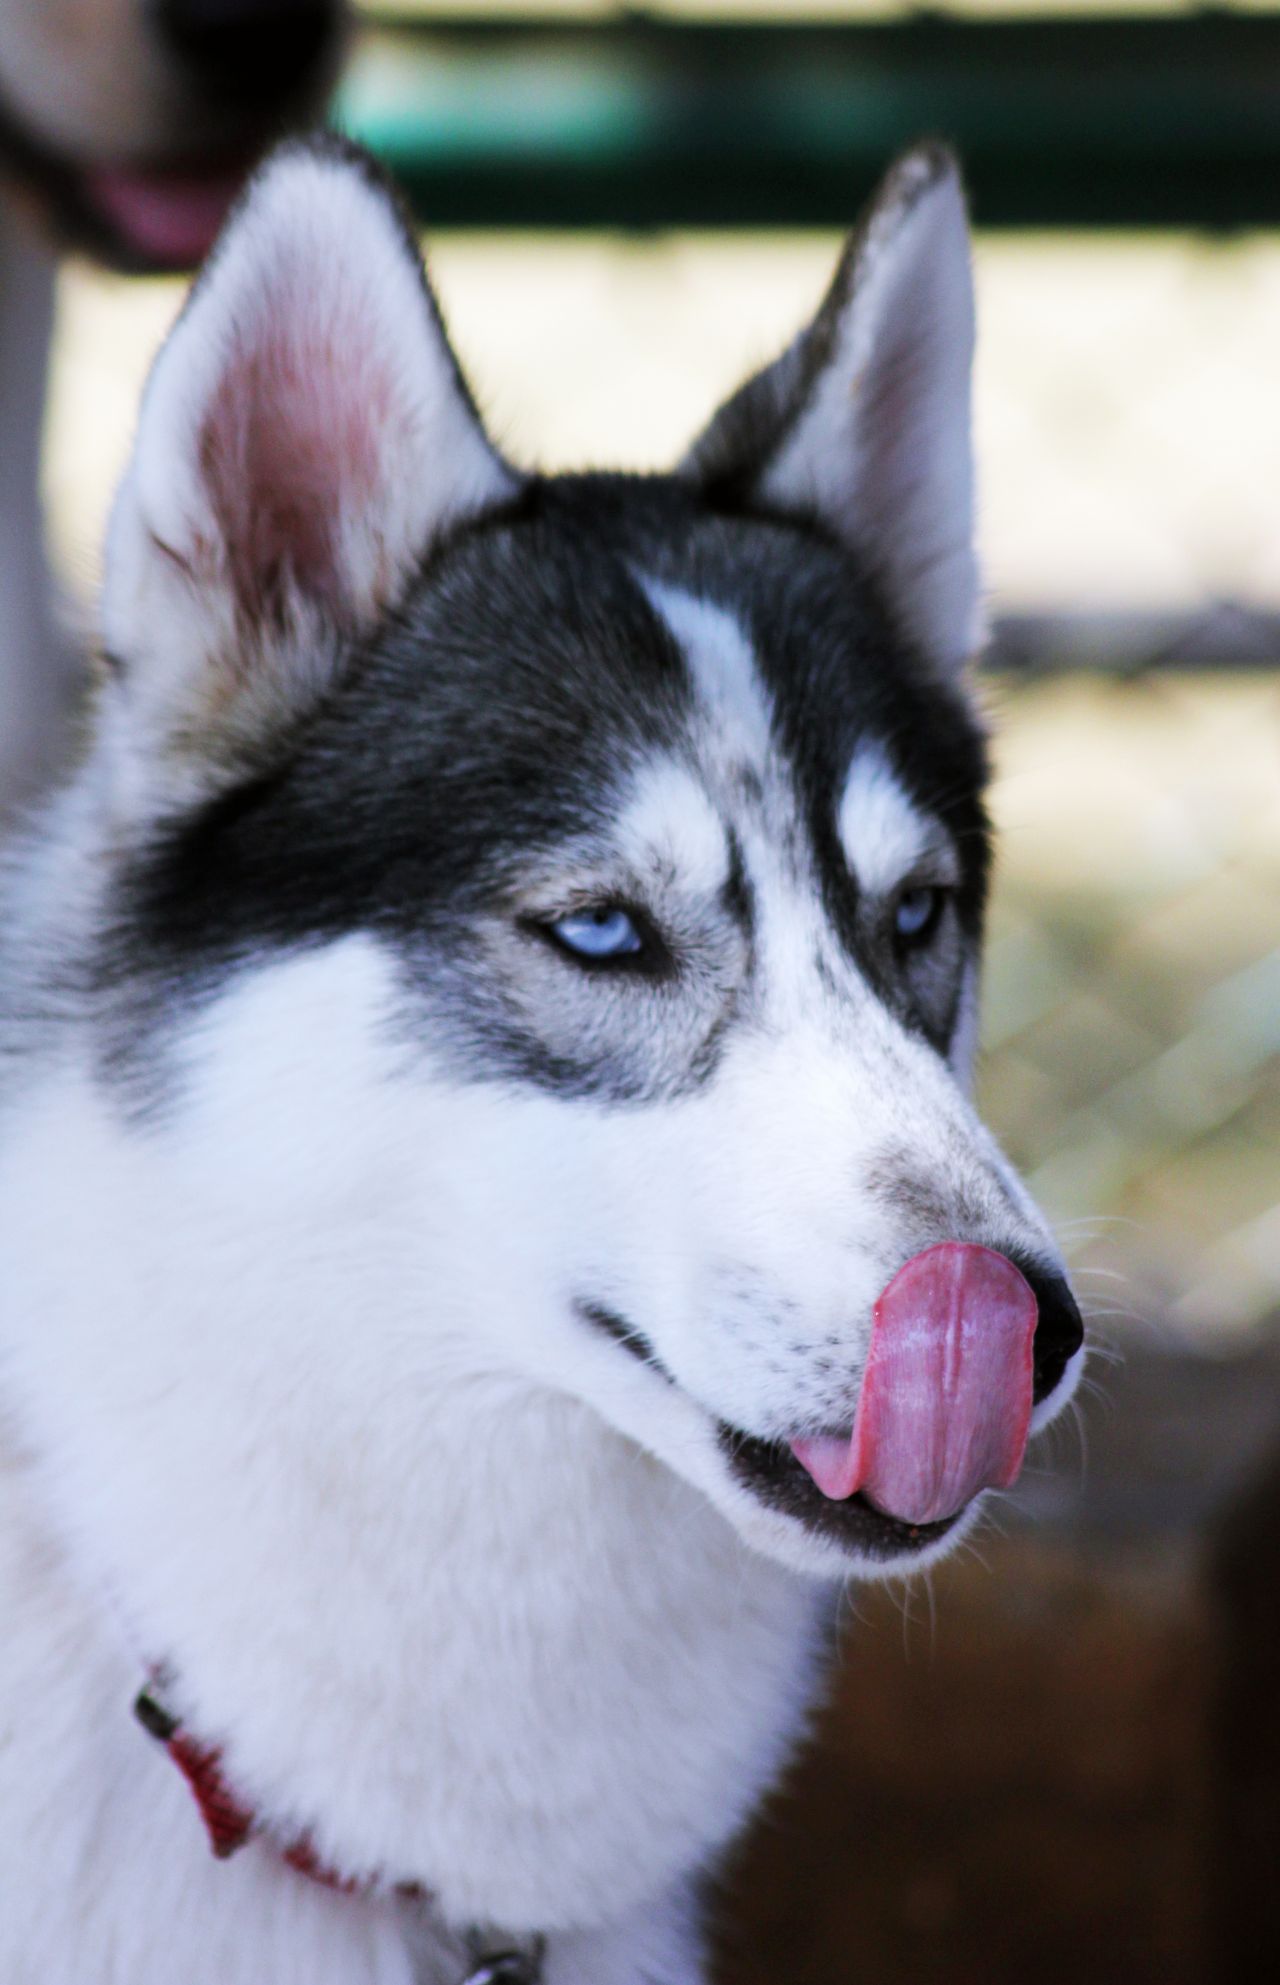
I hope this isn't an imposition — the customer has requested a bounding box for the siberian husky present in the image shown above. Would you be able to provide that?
[0,136,1084,1984]
[0,0,346,827]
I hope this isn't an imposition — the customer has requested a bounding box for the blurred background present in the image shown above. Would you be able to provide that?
[18,1,1280,1978]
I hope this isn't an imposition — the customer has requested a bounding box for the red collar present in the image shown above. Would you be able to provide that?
[132,1684,545,1983]
[134,1684,368,1889]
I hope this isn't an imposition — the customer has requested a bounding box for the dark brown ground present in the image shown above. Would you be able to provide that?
[713,1335,1280,1985]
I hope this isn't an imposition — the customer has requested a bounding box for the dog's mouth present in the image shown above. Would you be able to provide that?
[580,1299,964,1561]
[0,7,342,272]
[0,112,258,271]
[579,1244,1050,1565]
[76,156,257,270]
[0,81,294,272]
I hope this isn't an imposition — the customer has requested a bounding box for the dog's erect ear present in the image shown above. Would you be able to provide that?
[102,138,516,781]
[682,145,979,674]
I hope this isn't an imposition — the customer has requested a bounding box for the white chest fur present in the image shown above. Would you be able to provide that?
[0,1034,824,1941]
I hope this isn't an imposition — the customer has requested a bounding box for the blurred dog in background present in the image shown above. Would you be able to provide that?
[0,0,347,827]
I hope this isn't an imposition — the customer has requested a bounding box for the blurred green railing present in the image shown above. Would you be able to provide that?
[342,12,1280,229]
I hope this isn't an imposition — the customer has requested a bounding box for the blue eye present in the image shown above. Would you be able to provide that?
[894,886,945,944]
[549,906,645,962]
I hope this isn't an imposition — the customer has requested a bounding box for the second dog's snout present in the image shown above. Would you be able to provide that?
[154,0,338,101]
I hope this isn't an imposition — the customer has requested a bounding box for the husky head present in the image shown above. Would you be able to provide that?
[0,1,344,268]
[47,137,1082,1597]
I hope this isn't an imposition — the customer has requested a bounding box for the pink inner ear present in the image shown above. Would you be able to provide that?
[198,324,388,628]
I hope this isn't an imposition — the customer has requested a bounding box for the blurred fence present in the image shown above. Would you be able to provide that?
[981,667,1280,1345]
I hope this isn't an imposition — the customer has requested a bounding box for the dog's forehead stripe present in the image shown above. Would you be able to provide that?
[637,576,856,1023]
[838,744,951,896]
[640,578,773,764]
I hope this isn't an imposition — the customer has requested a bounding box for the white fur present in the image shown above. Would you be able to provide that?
[597,595,1061,1455]
[837,741,959,899]
[761,151,983,674]
[0,737,1076,1981]
[613,762,731,903]
[641,582,834,1025]
[642,580,774,769]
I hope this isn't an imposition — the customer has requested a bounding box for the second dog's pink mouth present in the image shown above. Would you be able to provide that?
[83,162,250,269]
[789,1243,1037,1526]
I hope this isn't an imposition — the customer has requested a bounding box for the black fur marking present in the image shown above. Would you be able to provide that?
[575,1302,669,1375]
[721,831,756,953]
[646,503,990,1058]
[751,546,989,1057]
[102,471,989,1108]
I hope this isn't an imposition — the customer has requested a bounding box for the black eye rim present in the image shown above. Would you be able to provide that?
[519,900,673,977]
[890,882,950,953]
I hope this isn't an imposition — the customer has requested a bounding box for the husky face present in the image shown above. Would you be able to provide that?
[47,135,1087,1595]
[102,495,1075,1581]
[19,140,1083,1603]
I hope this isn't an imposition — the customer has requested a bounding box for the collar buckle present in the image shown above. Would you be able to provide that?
[461,1933,545,1984]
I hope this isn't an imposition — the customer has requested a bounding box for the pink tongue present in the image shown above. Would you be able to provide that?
[790,1243,1037,1526]
[85,165,246,268]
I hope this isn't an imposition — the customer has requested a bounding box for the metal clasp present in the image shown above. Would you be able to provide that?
[460,1933,545,1984]
[461,1955,539,1985]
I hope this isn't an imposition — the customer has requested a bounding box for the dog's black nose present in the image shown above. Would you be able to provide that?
[155,0,338,104]
[1013,1259,1084,1403]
